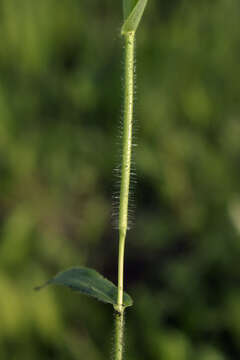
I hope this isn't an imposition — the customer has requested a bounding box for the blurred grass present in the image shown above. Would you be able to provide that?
[0,0,240,359]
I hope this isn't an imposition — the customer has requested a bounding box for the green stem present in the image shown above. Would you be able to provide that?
[115,31,135,360]
[115,311,125,360]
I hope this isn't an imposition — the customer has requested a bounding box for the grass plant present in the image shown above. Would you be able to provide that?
[36,1,148,359]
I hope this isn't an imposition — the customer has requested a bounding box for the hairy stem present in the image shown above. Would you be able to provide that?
[115,31,135,360]
[115,311,125,360]
[118,31,135,310]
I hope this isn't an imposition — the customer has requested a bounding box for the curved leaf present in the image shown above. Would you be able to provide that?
[122,0,148,35]
[35,267,133,308]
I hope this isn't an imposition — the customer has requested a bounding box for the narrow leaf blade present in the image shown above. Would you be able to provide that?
[123,0,138,20]
[36,267,133,308]
[122,0,148,35]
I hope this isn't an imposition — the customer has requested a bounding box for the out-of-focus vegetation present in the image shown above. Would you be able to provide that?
[0,0,240,359]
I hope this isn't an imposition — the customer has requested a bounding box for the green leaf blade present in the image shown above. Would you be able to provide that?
[36,267,133,308]
[122,0,148,35]
[123,0,138,20]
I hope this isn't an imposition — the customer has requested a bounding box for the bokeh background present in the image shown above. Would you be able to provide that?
[1,0,240,359]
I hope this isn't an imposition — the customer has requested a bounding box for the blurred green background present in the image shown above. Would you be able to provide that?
[1,0,240,359]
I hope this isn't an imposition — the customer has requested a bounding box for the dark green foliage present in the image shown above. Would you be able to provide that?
[36,267,133,308]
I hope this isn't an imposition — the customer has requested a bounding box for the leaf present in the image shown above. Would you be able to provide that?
[122,0,148,35]
[123,0,138,20]
[35,267,133,308]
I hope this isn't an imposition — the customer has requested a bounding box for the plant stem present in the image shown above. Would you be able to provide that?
[115,31,135,360]
[115,311,125,360]
[118,31,135,310]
